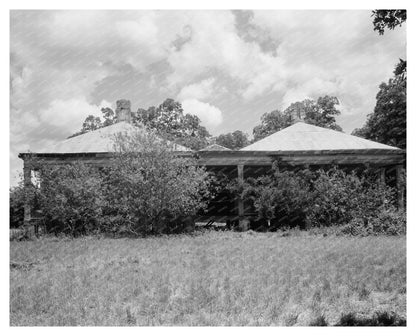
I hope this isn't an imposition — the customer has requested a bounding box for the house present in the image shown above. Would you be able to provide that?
[19,101,405,227]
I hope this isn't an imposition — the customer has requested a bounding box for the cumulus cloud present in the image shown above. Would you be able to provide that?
[177,78,216,101]
[38,99,112,135]
[166,11,287,99]
[182,99,223,129]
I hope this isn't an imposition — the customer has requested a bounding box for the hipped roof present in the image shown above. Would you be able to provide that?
[241,122,401,152]
[34,121,192,154]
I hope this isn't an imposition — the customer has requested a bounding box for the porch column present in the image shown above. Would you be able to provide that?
[23,163,31,227]
[379,167,386,184]
[396,165,404,209]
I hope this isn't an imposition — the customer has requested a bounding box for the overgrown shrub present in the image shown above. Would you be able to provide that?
[336,311,406,326]
[308,167,395,227]
[339,209,406,236]
[229,164,404,233]
[101,129,213,235]
[10,184,25,228]
[19,130,214,237]
[28,160,105,236]
[229,164,314,230]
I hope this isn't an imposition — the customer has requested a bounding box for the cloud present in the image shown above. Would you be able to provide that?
[177,78,216,101]
[38,99,112,136]
[166,11,287,99]
[9,10,406,185]
[182,99,223,129]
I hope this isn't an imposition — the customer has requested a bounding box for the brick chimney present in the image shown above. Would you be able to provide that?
[115,99,131,123]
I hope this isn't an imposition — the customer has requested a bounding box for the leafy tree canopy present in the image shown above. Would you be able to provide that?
[352,64,406,149]
[69,98,210,150]
[253,95,342,141]
[372,10,406,35]
[134,98,211,150]
[69,107,116,138]
[216,130,250,149]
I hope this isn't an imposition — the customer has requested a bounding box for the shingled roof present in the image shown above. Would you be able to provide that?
[35,121,192,154]
[241,122,401,152]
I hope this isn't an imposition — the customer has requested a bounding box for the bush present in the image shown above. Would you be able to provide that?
[229,164,313,230]
[370,209,406,235]
[31,161,105,236]
[307,167,395,227]
[335,311,406,326]
[21,130,213,237]
[340,209,406,236]
[229,164,402,233]
[10,184,25,228]
[101,129,213,235]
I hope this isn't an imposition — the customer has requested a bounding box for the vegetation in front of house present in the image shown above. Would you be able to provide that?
[10,156,406,237]
[14,129,213,237]
[9,231,406,326]
[228,164,406,236]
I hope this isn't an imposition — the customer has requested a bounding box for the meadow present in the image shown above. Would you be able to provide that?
[10,230,406,326]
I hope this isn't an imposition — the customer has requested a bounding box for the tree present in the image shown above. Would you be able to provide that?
[352,65,406,149]
[252,96,343,141]
[69,98,210,150]
[103,129,213,235]
[82,115,102,132]
[394,59,407,78]
[216,130,250,149]
[372,10,406,35]
[303,96,342,132]
[101,107,116,126]
[134,98,211,150]
[372,10,407,76]
[69,106,117,138]
[253,109,292,141]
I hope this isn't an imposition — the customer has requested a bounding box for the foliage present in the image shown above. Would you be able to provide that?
[69,106,117,138]
[302,96,342,131]
[394,58,407,78]
[253,95,342,141]
[336,311,406,326]
[352,67,406,149]
[10,183,26,228]
[216,130,250,149]
[307,167,395,227]
[340,209,406,236]
[372,10,406,35]
[355,14,407,148]
[252,109,292,141]
[102,129,213,235]
[228,164,402,233]
[229,164,314,229]
[31,161,105,236]
[134,98,211,150]
[69,98,212,151]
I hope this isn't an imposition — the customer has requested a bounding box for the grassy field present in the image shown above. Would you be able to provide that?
[10,230,406,326]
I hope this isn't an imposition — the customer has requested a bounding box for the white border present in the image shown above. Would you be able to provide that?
[2,1,414,336]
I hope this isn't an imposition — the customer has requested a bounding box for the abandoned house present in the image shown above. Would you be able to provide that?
[19,100,406,229]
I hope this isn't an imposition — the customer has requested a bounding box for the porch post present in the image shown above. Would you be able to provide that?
[379,167,386,184]
[396,165,404,209]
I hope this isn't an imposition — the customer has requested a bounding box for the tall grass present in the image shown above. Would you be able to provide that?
[10,231,406,326]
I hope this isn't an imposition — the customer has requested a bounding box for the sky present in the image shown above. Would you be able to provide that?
[10,10,406,186]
